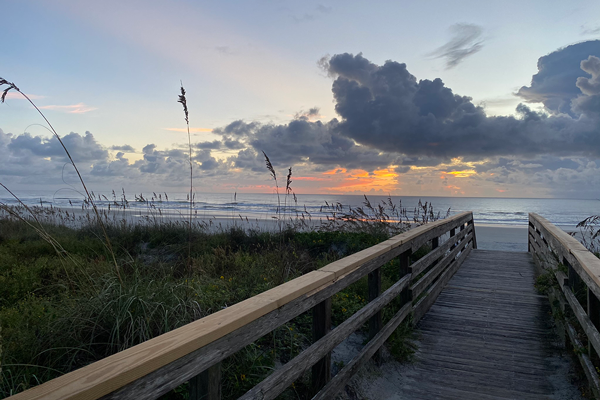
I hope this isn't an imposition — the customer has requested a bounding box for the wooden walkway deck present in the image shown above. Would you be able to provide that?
[396,250,581,400]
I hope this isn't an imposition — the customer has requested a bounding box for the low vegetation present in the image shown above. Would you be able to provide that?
[0,201,437,399]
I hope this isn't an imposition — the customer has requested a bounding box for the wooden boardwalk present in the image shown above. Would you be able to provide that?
[396,250,581,400]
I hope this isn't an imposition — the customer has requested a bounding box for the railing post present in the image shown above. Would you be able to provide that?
[468,218,477,249]
[312,297,332,393]
[189,363,222,400]
[566,258,583,299]
[588,288,600,359]
[368,268,382,364]
[400,248,412,307]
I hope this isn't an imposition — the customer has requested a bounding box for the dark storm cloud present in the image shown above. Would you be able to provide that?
[516,40,600,115]
[428,23,484,69]
[222,118,402,172]
[325,52,600,161]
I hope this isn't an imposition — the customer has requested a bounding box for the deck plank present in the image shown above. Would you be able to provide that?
[397,249,583,399]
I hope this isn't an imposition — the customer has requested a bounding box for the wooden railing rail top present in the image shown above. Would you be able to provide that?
[529,213,600,298]
[8,211,475,400]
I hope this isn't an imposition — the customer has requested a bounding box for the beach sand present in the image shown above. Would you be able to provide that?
[475,224,529,252]
[2,206,583,253]
[475,223,578,252]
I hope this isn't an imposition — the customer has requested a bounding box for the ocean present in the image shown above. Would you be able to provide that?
[2,190,599,229]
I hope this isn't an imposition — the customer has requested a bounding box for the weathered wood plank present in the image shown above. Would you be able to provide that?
[410,226,471,277]
[101,239,417,400]
[558,283,600,358]
[413,242,472,323]
[311,298,331,394]
[530,213,600,299]
[410,232,473,298]
[237,274,411,400]
[368,267,382,364]
[312,302,412,400]
[565,321,600,398]
[189,363,221,400]
[396,250,583,400]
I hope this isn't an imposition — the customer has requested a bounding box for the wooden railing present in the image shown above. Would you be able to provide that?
[528,213,600,397]
[9,212,476,400]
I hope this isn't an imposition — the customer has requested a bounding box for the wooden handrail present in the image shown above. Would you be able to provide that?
[8,211,476,400]
[528,213,600,397]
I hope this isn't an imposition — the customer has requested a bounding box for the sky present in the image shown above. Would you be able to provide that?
[2,0,600,198]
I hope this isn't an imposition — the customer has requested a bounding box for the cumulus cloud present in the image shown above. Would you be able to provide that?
[325,52,600,161]
[111,144,135,152]
[218,118,402,173]
[0,129,234,189]
[516,40,600,115]
[428,23,484,69]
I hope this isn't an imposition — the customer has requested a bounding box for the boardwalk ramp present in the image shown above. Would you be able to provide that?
[347,250,583,400]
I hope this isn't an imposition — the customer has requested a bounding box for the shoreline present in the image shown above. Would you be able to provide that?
[1,206,589,252]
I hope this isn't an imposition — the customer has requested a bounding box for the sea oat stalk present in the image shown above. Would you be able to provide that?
[0,77,122,284]
[178,82,193,271]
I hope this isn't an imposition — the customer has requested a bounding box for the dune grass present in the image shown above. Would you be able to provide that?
[0,211,418,398]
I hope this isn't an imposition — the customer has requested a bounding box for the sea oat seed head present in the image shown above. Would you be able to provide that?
[178,81,189,124]
[262,151,276,181]
[0,78,19,103]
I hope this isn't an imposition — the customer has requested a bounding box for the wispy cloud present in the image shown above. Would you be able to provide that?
[291,4,333,22]
[4,92,45,100]
[164,127,213,133]
[581,25,600,35]
[39,103,97,113]
[428,23,484,69]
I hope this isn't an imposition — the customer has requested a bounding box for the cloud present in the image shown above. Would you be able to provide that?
[214,46,237,55]
[576,56,600,95]
[294,107,322,120]
[0,128,237,190]
[39,103,97,114]
[572,56,600,118]
[428,23,484,69]
[291,4,333,22]
[3,93,45,100]
[220,118,401,173]
[111,144,135,152]
[196,140,222,150]
[582,25,600,35]
[516,40,600,115]
[324,52,600,162]
[8,131,108,163]
[164,127,213,133]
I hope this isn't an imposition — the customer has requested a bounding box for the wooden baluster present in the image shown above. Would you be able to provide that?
[189,363,221,400]
[312,297,332,394]
[588,288,600,360]
[468,219,477,249]
[400,249,412,306]
[449,228,456,250]
[368,268,382,364]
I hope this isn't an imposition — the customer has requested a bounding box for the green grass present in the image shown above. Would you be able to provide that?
[0,217,407,399]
